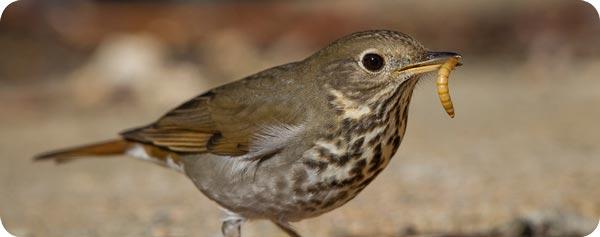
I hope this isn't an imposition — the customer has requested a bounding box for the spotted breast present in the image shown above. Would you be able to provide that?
[296,78,419,217]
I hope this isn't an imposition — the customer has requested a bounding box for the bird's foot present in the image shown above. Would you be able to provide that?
[221,217,244,237]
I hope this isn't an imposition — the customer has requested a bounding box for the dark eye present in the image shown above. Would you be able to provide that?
[361,53,385,72]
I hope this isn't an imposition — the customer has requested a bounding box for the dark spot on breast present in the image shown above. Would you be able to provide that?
[306,181,329,193]
[296,199,309,207]
[350,151,363,160]
[373,168,383,177]
[327,94,336,103]
[317,147,350,167]
[349,159,367,176]
[341,173,364,187]
[335,154,351,166]
[358,175,377,188]
[378,94,397,118]
[367,120,380,133]
[392,136,401,152]
[350,137,364,154]
[392,96,403,110]
[309,199,323,206]
[386,134,394,145]
[336,191,349,201]
[356,159,367,168]
[358,119,370,131]
[317,147,335,162]
[344,132,352,143]
[368,144,382,172]
[341,118,353,131]
[322,199,337,208]
[368,134,381,147]
[329,179,340,188]
[402,104,410,120]
[303,159,328,172]
[358,168,385,190]
[340,178,352,187]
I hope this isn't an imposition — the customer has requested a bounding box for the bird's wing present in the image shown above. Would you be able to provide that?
[120,67,307,158]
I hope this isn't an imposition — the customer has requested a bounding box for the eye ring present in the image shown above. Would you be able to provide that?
[361,53,385,72]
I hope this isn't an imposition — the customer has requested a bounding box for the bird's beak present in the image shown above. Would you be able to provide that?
[395,51,462,75]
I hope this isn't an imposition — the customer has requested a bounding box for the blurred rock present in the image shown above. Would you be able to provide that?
[519,30,575,82]
[199,29,269,81]
[67,33,206,108]
[496,211,595,237]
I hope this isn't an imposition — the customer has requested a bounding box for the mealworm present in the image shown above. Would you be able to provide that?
[437,57,459,118]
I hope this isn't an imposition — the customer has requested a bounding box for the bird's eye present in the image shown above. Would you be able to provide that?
[361,53,385,72]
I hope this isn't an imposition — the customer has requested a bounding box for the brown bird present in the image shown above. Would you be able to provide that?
[36,30,462,237]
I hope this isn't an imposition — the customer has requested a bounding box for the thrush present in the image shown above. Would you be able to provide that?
[36,30,462,237]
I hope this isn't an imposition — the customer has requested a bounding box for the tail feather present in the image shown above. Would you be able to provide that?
[34,139,132,163]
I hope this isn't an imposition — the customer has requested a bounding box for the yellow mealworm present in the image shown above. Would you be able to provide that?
[437,57,459,118]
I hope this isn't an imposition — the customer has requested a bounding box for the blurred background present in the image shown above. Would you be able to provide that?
[1,0,599,236]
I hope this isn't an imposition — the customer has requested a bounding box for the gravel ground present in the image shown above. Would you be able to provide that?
[1,60,599,236]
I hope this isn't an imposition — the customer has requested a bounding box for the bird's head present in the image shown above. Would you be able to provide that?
[308,30,461,105]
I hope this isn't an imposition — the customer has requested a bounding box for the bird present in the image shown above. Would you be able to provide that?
[35,30,462,237]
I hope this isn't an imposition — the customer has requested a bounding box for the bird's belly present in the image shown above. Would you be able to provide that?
[181,139,397,221]
[181,153,324,221]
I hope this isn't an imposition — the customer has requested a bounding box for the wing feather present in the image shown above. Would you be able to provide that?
[120,63,308,159]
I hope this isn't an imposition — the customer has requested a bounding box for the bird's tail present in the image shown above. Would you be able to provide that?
[34,139,132,163]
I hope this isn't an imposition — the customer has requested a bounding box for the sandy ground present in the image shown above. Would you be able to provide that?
[1,60,600,237]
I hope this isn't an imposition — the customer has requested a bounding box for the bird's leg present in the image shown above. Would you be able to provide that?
[273,221,302,237]
[221,218,244,237]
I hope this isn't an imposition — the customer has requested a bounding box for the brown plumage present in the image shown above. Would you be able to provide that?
[35,30,462,237]
[35,139,131,163]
